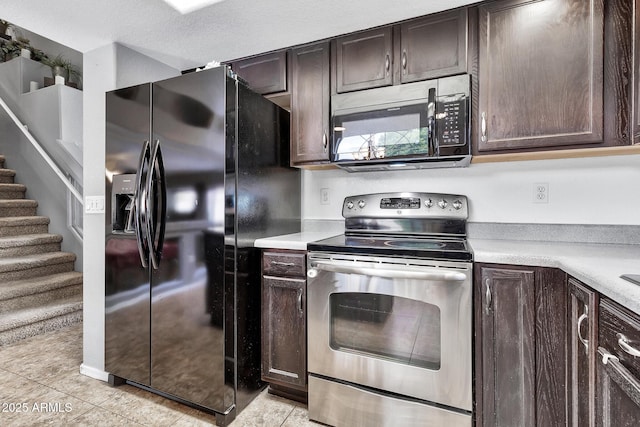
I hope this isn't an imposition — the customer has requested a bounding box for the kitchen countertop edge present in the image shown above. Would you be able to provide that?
[470,238,640,315]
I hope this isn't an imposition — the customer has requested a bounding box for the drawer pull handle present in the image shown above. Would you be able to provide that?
[577,309,589,351]
[271,261,296,267]
[617,333,640,357]
[602,351,620,365]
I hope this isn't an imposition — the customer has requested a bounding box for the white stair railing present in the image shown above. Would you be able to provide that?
[0,94,83,205]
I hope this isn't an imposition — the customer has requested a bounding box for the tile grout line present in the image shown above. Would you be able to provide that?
[279,405,297,427]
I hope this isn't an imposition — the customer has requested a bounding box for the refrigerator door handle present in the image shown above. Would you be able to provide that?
[147,139,167,270]
[134,139,151,268]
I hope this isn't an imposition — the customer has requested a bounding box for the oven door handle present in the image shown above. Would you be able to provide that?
[310,261,467,282]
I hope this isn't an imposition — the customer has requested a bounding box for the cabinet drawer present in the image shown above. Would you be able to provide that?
[599,299,640,378]
[263,250,306,277]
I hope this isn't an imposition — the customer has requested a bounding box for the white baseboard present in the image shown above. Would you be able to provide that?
[80,363,109,382]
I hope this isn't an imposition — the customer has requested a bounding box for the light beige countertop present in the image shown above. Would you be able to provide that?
[254,222,640,315]
[254,231,341,251]
[470,238,640,314]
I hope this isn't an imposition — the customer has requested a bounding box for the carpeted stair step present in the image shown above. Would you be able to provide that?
[0,252,76,282]
[0,183,26,199]
[0,233,62,257]
[0,216,50,237]
[0,272,82,313]
[0,199,38,217]
[0,295,83,346]
[0,168,16,184]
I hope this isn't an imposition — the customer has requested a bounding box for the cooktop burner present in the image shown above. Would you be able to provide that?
[307,192,473,262]
[308,234,473,261]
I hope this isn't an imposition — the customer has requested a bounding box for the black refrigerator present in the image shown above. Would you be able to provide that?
[104,65,301,425]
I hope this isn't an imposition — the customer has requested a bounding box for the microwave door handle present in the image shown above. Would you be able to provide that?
[427,88,436,156]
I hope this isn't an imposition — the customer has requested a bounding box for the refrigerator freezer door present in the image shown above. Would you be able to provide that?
[105,83,153,387]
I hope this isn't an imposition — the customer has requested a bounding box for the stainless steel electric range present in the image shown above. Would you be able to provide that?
[306,192,473,427]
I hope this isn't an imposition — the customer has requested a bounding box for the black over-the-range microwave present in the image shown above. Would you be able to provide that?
[331,74,471,172]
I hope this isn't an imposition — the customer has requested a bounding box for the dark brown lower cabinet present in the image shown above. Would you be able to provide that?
[475,264,567,427]
[596,299,640,425]
[261,250,307,402]
[568,278,598,427]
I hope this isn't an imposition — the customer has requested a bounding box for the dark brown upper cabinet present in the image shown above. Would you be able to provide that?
[477,0,605,152]
[334,26,393,93]
[290,42,331,165]
[399,9,468,83]
[231,50,288,95]
[334,8,468,94]
[635,0,640,144]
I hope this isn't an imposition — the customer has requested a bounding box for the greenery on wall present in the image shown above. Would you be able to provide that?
[0,18,81,86]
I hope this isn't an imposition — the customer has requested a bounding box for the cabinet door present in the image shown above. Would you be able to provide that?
[291,42,330,164]
[568,278,598,427]
[597,299,640,425]
[635,0,640,144]
[334,26,393,93]
[477,0,604,151]
[400,9,468,83]
[262,276,306,389]
[479,266,536,427]
[231,51,288,95]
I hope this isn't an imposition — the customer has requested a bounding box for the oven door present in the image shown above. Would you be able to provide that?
[307,253,472,411]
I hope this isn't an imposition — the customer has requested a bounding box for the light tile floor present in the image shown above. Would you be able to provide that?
[0,324,319,426]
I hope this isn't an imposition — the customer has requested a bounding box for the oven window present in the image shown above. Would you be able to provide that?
[329,292,441,370]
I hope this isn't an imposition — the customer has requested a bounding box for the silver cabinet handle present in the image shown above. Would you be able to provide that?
[312,261,466,282]
[600,348,620,365]
[481,112,487,142]
[297,288,303,316]
[577,310,589,351]
[385,54,390,74]
[271,261,295,267]
[484,278,492,315]
[617,333,640,357]
[322,132,328,153]
[401,50,407,72]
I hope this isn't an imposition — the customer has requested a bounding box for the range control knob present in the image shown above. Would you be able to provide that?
[346,201,354,210]
[358,199,366,209]
[452,199,463,210]
[424,198,433,208]
[438,199,448,209]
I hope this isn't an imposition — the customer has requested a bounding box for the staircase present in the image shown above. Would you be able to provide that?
[0,154,82,346]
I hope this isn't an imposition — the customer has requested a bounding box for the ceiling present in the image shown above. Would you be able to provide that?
[0,0,478,71]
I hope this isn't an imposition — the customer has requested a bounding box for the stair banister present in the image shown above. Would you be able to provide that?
[0,94,83,205]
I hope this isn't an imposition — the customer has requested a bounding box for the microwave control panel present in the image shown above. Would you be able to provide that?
[437,95,467,147]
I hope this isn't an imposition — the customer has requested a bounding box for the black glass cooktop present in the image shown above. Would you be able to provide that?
[308,234,473,261]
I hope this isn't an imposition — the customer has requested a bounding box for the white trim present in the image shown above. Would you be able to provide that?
[0,95,83,204]
[79,363,109,382]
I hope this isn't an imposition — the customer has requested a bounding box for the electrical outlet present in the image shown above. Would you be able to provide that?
[533,183,549,204]
[320,188,330,205]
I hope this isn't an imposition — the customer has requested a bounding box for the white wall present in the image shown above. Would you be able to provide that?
[81,43,179,378]
[303,154,640,225]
